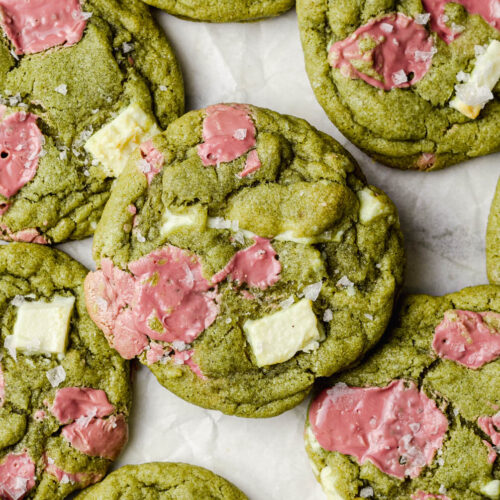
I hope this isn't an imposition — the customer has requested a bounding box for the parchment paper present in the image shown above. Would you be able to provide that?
[58,9,500,500]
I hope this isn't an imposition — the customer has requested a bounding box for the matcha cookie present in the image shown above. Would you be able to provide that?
[487,178,500,285]
[0,243,131,499]
[0,0,184,243]
[139,0,294,23]
[305,285,500,499]
[76,462,248,499]
[84,103,404,418]
[297,0,500,170]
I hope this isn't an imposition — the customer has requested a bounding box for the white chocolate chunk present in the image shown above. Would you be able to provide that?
[320,466,349,500]
[84,103,160,177]
[243,298,324,367]
[161,205,207,236]
[357,188,388,224]
[12,296,75,355]
[450,40,500,119]
[481,480,500,499]
[274,229,343,244]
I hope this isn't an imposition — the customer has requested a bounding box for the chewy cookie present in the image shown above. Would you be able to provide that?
[0,243,131,500]
[305,285,500,500]
[297,0,500,170]
[139,0,294,23]
[76,462,248,499]
[487,178,500,285]
[0,0,184,243]
[85,103,404,417]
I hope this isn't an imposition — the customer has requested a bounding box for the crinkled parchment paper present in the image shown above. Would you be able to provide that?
[57,10,499,500]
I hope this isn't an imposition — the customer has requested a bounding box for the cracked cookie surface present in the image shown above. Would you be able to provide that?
[138,0,294,23]
[305,285,500,499]
[487,178,500,285]
[86,103,404,418]
[0,0,184,243]
[0,243,131,500]
[297,0,500,170]
[76,462,248,499]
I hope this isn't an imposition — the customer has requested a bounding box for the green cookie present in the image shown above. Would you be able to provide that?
[76,462,248,499]
[0,243,131,499]
[85,103,404,418]
[297,0,500,170]
[487,178,500,285]
[306,285,500,500]
[140,0,294,22]
[0,0,184,244]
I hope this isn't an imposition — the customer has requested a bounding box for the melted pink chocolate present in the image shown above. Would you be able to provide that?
[309,380,448,479]
[139,140,164,184]
[0,363,4,408]
[416,153,436,170]
[0,225,47,244]
[329,13,435,90]
[0,452,36,500]
[61,414,128,460]
[433,310,500,369]
[173,349,206,380]
[85,246,219,359]
[239,149,262,177]
[43,454,103,486]
[0,111,43,198]
[0,0,87,55]
[483,440,498,464]
[198,104,257,166]
[412,492,451,500]
[422,0,500,43]
[478,412,500,446]
[34,410,46,421]
[51,387,115,424]
[146,342,166,365]
[212,237,281,290]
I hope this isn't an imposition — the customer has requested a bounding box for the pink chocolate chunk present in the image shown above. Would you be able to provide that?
[61,414,128,460]
[50,387,115,424]
[432,310,500,369]
[0,362,4,408]
[173,349,206,380]
[478,411,500,447]
[412,492,451,500]
[0,452,36,500]
[139,140,164,184]
[85,246,219,359]
[212,237,281,290]
[0,0,88,55]
[197,104,261,175]
[483,440,498,464]
[43,454,103,486]
[0,111,43,198]
[422,0,499,43]
[0,226,47,244]
[309,380,448,479]
[329,13,435,90]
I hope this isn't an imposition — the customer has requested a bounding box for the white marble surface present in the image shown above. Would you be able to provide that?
[57,8,500,500]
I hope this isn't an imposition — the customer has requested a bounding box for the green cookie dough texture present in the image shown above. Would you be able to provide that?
[487,178,500,285]
[0,243,131,499]
[91,103,404,418]
[140,0,294,23]
[305,285,500,499]
[76,462,248,499]
[297,0,500,170]
[0,0,184,243]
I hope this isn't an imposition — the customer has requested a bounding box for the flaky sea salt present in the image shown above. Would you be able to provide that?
[11,295,26,307]
[172,340,189,352]
[474,44,487,57]
[138,159,151,173]
[159,85,168,91]
[439,485,448,494]
[76,407,97,428]
[122,42,134,53]
[208,217,239,231]
[46,366,66,388]
[364,313,374,321]
[303,282,322,301]
[54,84,68,96]
[4,335,16,360]
[233,128,247,140]
[336,275,354,288]
[392,70,408,85]
[456,71,470,83]
[279,296,295,309]
[323,309,333,322]
[80,11,93,21]
[415,13,431,25]
[360,486,374,498]
[380,23,394,33]
[136,231,146,243]
[414,47,437,62]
